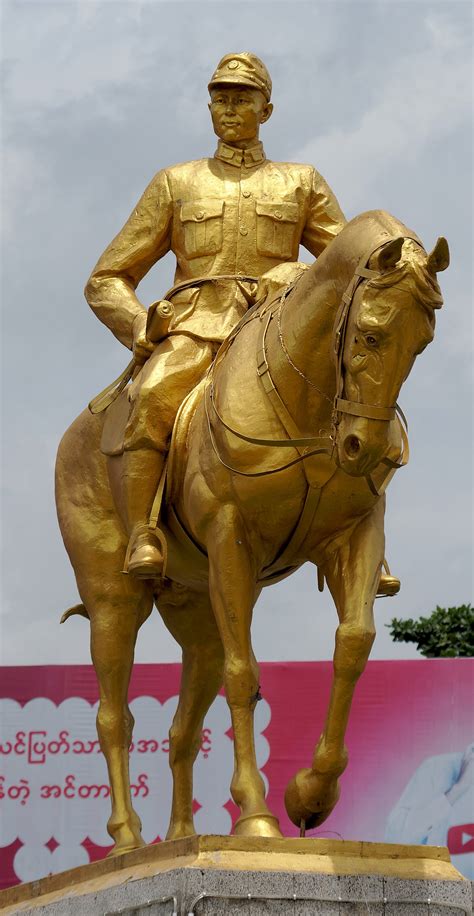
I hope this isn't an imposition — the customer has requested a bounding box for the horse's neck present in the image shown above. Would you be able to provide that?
[270,243,353,430]
[266,213,405,434]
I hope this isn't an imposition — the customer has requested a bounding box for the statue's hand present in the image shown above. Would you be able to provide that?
[132,313,155,365]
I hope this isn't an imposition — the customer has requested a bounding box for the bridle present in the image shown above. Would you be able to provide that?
[329,236,417,493]
[207,233,421,493]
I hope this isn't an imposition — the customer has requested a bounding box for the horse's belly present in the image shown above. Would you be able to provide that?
[161,507,209,591]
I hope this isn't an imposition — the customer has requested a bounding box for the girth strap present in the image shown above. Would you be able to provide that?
[148,460,169,529]
[260,485,322,580]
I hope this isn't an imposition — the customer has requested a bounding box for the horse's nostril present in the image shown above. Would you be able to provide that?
[344,435,361,458]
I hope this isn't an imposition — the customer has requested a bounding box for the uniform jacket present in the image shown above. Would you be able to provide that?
[85,140,346,348]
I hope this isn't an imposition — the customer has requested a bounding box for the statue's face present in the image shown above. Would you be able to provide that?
[209,86,272,145]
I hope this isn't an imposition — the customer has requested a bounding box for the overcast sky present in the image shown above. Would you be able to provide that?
[1,0,472,666]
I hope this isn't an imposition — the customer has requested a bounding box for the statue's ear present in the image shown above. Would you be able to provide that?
[427,237,450,274]
[376,237,404,272]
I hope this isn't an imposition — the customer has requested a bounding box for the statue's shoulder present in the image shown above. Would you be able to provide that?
[144,159,211,194]
[163,158,213,182]
[264,159,317,180]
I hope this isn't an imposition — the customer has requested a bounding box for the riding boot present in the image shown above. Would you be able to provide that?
[377,559,400,597]
[121,448,166,579]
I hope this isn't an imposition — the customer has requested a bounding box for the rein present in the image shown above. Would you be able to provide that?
[207,234,417,491]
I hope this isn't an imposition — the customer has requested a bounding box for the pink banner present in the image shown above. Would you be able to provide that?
[1,660,473,886]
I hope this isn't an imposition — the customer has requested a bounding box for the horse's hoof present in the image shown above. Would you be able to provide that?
[106,821,147,857]
[234,812,283,838]
[165,822,197,841]
[107,836,147,857]
[284,768,340,830]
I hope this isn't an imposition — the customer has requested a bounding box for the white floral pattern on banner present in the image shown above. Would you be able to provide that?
[0,694,271,882]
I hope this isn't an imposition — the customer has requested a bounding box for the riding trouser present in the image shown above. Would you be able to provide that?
[123,333,219,452]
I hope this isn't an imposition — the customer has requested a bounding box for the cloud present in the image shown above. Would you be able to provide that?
[291,10,471,210]
[2,4,149,111]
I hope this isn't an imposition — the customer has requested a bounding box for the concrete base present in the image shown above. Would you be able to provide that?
[0,836,471,915]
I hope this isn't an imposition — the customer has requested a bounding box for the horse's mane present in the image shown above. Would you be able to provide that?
[367,239,443,320]
[336,210,443,325]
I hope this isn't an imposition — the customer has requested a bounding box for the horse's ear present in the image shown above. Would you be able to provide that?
[376,237,404,272]
[427,237,450,274]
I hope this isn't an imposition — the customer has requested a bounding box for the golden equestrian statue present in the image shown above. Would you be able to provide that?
[56,53,449,853]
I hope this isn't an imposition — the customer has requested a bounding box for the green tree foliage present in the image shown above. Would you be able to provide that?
[388,604,474,658]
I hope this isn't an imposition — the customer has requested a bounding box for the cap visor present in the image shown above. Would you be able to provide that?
[208,77,269,98]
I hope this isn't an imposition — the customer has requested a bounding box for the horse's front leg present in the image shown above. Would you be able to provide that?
[285,497,385,831]
[207,503,282,838]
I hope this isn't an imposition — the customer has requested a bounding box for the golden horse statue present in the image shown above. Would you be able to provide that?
[56,210,449,854]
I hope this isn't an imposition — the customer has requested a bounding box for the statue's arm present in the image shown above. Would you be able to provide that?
[301,167,346,258]
[84,169,173,349]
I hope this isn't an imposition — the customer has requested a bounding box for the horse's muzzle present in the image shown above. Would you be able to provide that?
[336,417,389,477]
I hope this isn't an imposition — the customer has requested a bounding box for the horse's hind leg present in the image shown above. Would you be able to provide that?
[157,585,224,840]
[84,574,153,854]
[285,500,383,830]
[57,414,153,853]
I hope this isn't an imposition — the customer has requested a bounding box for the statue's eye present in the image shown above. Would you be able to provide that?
[365,335,378,347]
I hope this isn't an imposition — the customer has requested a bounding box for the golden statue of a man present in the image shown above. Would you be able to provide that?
[85,52,346,579]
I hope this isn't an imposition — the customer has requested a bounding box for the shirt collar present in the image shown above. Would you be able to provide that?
[214,140,266,168]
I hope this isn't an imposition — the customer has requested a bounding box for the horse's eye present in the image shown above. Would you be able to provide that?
[365,335,378,347]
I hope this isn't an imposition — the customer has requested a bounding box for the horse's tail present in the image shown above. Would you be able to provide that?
[60,603,90,624]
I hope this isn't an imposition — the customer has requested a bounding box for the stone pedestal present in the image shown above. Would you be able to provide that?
[0,836,471,915]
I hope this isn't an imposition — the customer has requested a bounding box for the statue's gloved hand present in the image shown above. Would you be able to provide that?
[132,312,155,365]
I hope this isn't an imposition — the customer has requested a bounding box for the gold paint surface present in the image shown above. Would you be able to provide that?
[55,53,449,855]
[0,837,465,913]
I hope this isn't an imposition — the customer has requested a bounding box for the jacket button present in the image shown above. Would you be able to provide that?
[242,190,251,198]
[275,211,282,219]
[196,211,204,220]
[239,226,248,236]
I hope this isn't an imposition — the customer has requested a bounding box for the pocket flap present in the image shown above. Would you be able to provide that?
[256,201,299,223]
[180,199,224,223]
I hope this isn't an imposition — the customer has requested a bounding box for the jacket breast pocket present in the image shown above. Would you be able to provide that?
[179,199,224,259]
[255,200,299,259]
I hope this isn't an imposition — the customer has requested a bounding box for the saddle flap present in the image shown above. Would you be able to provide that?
[100,387,131,456]
[167,377,208,505]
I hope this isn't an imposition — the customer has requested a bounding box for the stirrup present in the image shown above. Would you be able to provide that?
[376,559,400,598]
[123,524,167,580]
